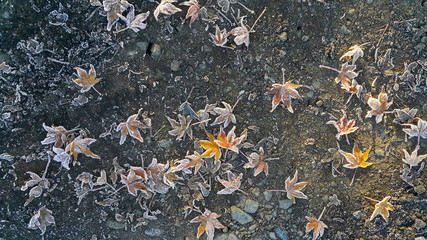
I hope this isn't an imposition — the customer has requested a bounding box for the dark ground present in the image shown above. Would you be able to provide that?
[0,0,426,239]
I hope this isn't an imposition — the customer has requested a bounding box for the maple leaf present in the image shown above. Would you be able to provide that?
[115,5,149,33]
[199,131,222,163]
[265,68,302,113]
[121,168,147,196]
[214,126,246,153]
[190,209,224,240]
[211,100,238,128]
[402,146,427,169]
[306,207,328,240]
[154,0,182,21]
[197,103,216,128]
[365,91,393,123]
[244,147,279,176]
[339,143,372,185]
[229,8,266,48]
[103,0,130,31]
[326,110,359,142]
[180,0,203,26]
[65,135,100,164]
[367,196,394,222]
[285,170,309,203]
[268,170,309,203]
[41,123,69,148]
[184,152,205,174]
[209,25,233,50]
[393,108,417,125]
[73,64,101,94]
[28,207,55,236]
[116,113,151,145]
[340,44,366,65]
[402,118,427,146]
[339,143,372,169]
[319,62,358,88]
[217,171,246,194]
[52,147,71,170]
[166,114,193,140]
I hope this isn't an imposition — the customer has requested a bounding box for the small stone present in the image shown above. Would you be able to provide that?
[375,148,385,158]
[158,140,173,149]
[269,232,277,239]
[306,91,314,98]
[136,41,149,52]
[273,227,289,240]
[366,0,373,4]
[278,199,293,210]
[107,220,126,230]
[316,100,323,107]
[244,199,259,214]
[341,25,351,35]
[231,206,254,225]
[312,81,321,89]
[150,43,161,57]
[215,233,239,240]
[302,35,309,42]
[264,191,273,202]
[414,219,426,231]
[279,32,287,41]
[170,60,181,72]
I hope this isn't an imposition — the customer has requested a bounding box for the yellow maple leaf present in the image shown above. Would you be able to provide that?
[339,143,372,185]
[74,64,101,94]
[367,196,394,222]
[198,131,221,163]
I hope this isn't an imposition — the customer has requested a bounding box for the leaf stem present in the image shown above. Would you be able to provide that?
[364,196,379,202]
[249,7,266,32]
[319,65,340,73]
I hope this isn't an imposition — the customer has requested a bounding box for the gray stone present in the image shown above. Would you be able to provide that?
[312,81,321,89]
[279,32,287,41]
[269,232,277,239]
[215,233,239,240]
[341,25,351,35]
[273,227,289,240]
[150,43,162,57]
[302,35,309,42]
[136,41,149,52]
[158,140,173,149]
[279,199,293,210]
[375,148,385,158]
[244,199,259,214]
[231,206,253,225]
[107,220,126,230]
[414,219,426,231]
[264,191,273,202]
[306,91,314,98]
[170,60,181,71]
[366,0,373,4]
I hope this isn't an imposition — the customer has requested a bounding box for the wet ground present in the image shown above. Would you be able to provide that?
[0,0,426,239]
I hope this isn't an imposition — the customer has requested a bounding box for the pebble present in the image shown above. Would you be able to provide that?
[341,25,351,35]
[264,191,273,202]
[136,41,149,53]
[273,227,289,240]
[107,220,126,230]
[215,233,239,240]
[170,60,181,71]
[316,100,323,107]
[312,81,321,89]
[150,43,162,57]
[302,35,309,42]
[158,140,173,149]
[353,210,365,220]
[231,206,254,225]
[244,199,259,214]
[414,219,426,231]
[278,199,293,210]
[279,32,288,41]
[145,228,162,236]
[366,0,373,4]
[269,232,277,239]
[375,148,385,158]
[306,91,314,98]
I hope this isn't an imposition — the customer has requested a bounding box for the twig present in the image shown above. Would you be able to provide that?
[376,24,389,48]
[249,7,266,32]
[47,57,70,65]
[364,196,379,202]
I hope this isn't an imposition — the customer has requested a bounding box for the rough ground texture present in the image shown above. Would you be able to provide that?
[0,0,426,239]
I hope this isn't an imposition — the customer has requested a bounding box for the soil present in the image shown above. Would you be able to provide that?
[0,0,426,239]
